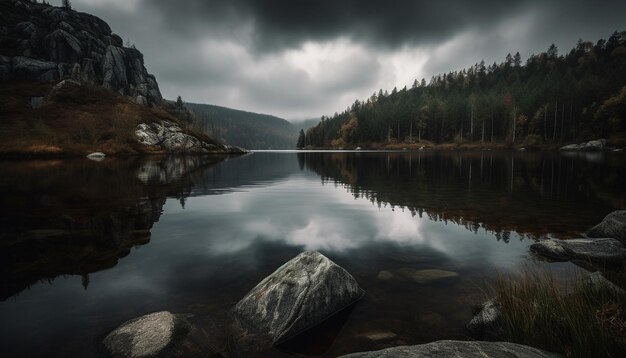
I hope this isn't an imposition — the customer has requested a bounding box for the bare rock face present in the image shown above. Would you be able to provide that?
[135,121,249,154]
[233,251,364,345]
[136,121,218,154]
[338,340,560,358]
[103,311,189,358]
[0,0,162,106]
[587,211,626,244]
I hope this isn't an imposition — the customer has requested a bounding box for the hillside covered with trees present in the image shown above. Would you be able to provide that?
[304,32,626,149]
[185,102,299,149]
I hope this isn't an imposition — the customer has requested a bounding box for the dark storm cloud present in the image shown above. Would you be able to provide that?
[144,0,534,52]
[68,0,626,119]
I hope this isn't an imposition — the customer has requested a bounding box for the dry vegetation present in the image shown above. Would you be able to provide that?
[0,80,219,157]
[492,271,626,358]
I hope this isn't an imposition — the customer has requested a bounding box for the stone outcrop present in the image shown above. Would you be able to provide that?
[559,139,606,152]
[530,238,626,263]
[135,121,247,154]
[587,210,626,244]
[103,311,190,358]
[338,340,560,358]
[233,251,364,345]
[0,0,162,106]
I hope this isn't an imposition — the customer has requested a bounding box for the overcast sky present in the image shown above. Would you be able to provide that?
[59,0,625,121]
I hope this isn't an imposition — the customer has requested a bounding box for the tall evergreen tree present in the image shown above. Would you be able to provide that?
[296,129,306,149]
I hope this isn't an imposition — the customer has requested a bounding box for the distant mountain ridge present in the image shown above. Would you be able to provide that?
[185,102,300,149]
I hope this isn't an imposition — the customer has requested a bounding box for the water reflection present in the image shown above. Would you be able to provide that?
[297,151,626,238]
[0,151,624,357]
[0,156,229,300]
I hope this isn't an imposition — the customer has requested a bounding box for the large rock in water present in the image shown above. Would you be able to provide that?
[587,211,626,244]
[338,340,560,358]
[0,0,162,106]
[233,251,364,345]
[103,311,189,358]
[530,238,626,263]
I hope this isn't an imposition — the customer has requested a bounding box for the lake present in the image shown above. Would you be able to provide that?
[0,151,624,357]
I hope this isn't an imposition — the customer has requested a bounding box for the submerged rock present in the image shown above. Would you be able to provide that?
[397,268,459,284]
[587,211,626,244]
[467,299,503,339]
[531,238,626,263]
[233,251,363,345]
[376,270,394,281]
[103,311,189,358]
[358,331,398,342]
[338,340,559,358]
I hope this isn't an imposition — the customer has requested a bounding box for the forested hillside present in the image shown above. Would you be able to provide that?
[305,32,626,149]
[185,102,298,149]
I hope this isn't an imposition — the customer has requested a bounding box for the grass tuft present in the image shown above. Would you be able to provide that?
[493,271,626,357]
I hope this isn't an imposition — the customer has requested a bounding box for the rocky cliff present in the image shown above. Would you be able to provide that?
[0,0,162,106]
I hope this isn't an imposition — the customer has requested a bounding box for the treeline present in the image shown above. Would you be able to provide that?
[304,32,626,148]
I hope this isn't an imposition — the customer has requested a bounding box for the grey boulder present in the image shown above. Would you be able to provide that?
[103,311,189,358]
[559,139,606,152]
[338,340,560,358]
[86,152,106,161]
[233,251,363,345]
[531,238,626,263]
[559,144,580,151]
[467,299,503,339]
[136,121,219,154]
[580,139,606,151]
[587,211,626,244]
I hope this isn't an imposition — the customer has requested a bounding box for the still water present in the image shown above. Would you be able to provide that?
[0,151,624,357]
